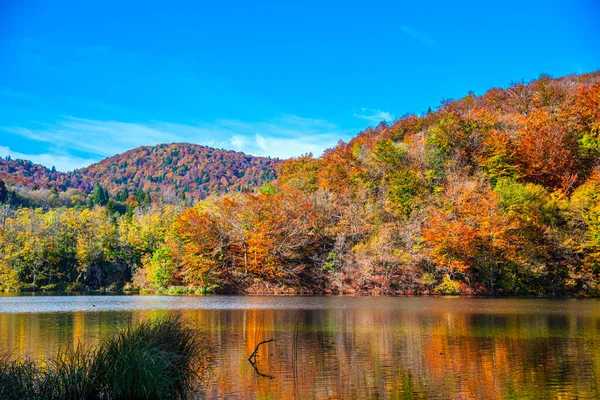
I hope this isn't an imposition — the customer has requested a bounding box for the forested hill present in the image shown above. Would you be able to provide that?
[74,144,280,199]
[0,158,84,191]
[0,143,281,199]
[2,71,600,297]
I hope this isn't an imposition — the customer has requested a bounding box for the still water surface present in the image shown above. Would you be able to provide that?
[1,295,599,399]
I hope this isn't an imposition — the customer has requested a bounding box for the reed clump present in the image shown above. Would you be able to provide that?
[0,315,208,400]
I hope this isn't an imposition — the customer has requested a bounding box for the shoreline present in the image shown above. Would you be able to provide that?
[3,290,598,299]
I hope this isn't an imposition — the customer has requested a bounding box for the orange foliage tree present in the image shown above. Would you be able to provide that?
[422,175,520,292]
[171,189,320,291]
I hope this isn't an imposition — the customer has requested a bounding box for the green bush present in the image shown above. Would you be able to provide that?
[104,282,120,292]
[40,283,68,292]
[322,252,340,273]
[66,282,86,292]
[435,274,461,295]
[154,286,215,295]
[122,282,139,292]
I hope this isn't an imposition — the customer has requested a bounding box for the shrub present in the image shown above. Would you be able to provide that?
[92,316,205,399]
[0,316,208,399]
[66,282,86,292]
[40,283,67,292]
[435,274,462,295]
[105,282,119,292]
[122,282,138,292]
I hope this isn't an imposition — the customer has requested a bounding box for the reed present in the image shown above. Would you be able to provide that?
[0,315,207,400]
[0,357,40,400]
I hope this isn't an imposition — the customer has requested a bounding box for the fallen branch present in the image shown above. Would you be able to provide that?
[248,359,275,379]
[247,338,276,379]
[248,338,275,363]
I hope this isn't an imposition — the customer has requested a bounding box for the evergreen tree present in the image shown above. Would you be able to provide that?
[0,179,7,203]
[92,183,109,206]
[106,199,117,219]
[115,187,130,202]
[134,188,145,205]
[50,187,59,203]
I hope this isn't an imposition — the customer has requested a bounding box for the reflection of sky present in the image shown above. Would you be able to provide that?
[1,295,600,315]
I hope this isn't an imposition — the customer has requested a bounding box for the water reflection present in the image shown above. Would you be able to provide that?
[1,297,599,399]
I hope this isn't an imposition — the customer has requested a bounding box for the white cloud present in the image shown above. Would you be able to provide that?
[229,135,247,151]
[253,133,336,156]
[0,146,97,172]
[400,25,438,48]
[353,108,395,123]
[1,114,353,171]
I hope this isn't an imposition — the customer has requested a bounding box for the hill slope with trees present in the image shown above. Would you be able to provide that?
[0,143,280,201]
[75,143,280,200]
[1,71,600,296]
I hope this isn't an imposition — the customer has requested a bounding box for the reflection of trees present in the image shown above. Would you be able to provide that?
[1,308,599,398]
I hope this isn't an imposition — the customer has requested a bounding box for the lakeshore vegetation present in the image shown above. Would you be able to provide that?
[1,72,600,296]
[0,316,207,400]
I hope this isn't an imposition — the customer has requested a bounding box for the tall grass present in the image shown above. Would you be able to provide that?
[42,344,98,400]
[0,357,40,400]
[0,316,208,400]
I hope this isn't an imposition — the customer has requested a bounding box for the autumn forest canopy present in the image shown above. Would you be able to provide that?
[1,72,600,296]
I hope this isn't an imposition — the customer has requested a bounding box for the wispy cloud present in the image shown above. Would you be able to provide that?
[0,146,97,172]
[1,115,353,171]
[400,25,438,47]
[353,108,395,123]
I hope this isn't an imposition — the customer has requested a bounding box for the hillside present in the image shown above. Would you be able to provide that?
[74,143,280,199]
[0,158,87,191]
[1,71,600,297]
[0,143,281,199]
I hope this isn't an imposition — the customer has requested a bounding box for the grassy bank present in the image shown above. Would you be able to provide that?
[0,316,208,400]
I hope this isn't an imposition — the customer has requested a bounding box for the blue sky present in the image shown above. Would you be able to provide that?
[0,0,599,171]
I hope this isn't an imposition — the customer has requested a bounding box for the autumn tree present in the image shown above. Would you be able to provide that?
[516,110,579,191]
[173,206,222,288]
[423,175,520,293]
[2,72,600,296]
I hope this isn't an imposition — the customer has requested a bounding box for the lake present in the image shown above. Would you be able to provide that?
[1,295,599,399]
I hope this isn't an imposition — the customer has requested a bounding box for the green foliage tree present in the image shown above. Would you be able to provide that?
[91,183,110,206]
[146,247,175,290]
[0,179,7,203]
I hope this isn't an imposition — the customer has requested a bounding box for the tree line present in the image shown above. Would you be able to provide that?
[1,72,600,295]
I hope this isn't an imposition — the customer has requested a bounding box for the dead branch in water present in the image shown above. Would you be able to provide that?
[248,358,275,379]
[248,338,276,379]
[248,338,275,363]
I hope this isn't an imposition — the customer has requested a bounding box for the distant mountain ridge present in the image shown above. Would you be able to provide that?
[0,143,281,199]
